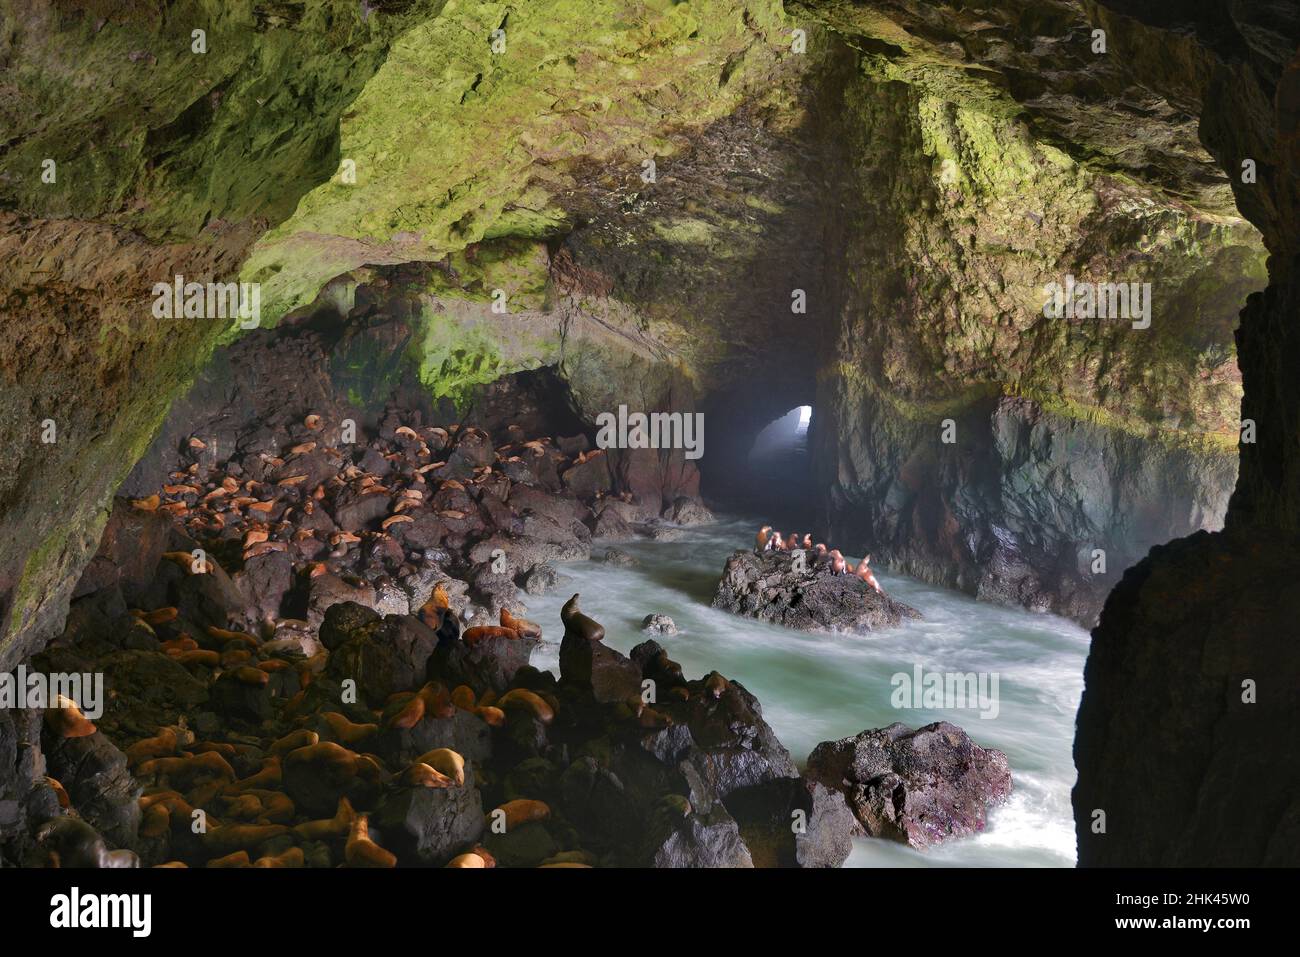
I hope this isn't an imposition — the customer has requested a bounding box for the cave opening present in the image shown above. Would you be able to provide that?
[738,405,816,522]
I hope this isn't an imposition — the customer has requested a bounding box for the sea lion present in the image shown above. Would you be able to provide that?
[766,530,782,552]
[829,549,847,575]
[755,525,773,551]
[855,555,883,594]
[492,799,550,831]
[201,824,290,856]
[321,712,379,746]
[560,594,605,642]
[253,847,305,868]
[496,688,555,724]
[451,685,477,710]
[447,853,487,868]
[463,625,518,644]
[416,682,457,720]
[345,814,397,868]
[383,693,426,730]
[126,728,179,766]
[703,671,728,699]
[399,763,455,789]
[44,696,96,738]
[417,748,466,786]
[500,607,542,638]
[292,797,355,841]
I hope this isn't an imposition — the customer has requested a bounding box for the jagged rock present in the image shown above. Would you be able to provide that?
[662,497,714,526]
[602,547,638,567]
[558,595,641,704]
[640,614,677,635]
[428,634,540,697]
[675,678,799,802]
[372,771,484,866]
[235,551,294,623]
[724,776,858,868]
[325,610,440,707]
[713,549,920,632]
[520,563,559,595]
[319,600,382,651]
[647,804,753,868]
[208,670,274,723]
[806,721,1012,849]
[561,453,612,497]
[41,730,140,850]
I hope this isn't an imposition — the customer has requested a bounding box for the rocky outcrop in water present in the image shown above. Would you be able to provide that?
[1,509,875,868]
[807,721,1012,849]
[712,550,920,632]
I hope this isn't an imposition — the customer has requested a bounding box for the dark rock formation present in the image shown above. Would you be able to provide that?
[713,550,920,632]
[1074,530,1300,865]
[807,721,1012,849]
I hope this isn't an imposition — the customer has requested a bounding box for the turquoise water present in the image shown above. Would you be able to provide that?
[524,515,1090,867]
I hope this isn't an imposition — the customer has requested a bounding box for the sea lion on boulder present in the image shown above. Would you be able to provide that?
[560,594,604,643]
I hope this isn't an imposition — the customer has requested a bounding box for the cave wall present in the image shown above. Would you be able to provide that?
[804,17,1264,623]
[0,1,440,673]
[1073,2,1300,865]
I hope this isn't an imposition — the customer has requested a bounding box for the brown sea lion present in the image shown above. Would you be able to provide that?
[560,594,605,642]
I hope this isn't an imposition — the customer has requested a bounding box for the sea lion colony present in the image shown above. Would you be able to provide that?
[12,409,846,868]
[755,526,883,594]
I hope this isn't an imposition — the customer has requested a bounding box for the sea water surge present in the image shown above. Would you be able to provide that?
[525,515,1091,867]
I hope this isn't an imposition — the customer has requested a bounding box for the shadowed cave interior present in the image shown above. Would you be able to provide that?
[0,0,1298,872]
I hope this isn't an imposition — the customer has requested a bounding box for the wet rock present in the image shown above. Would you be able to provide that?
[640,614,677,635]
[603,547,638,567]
[713,549,920,632]
[308,572,377,631]
[806,721,1012,849]
[675,678,799,802]
[378,707,493,767]
[331,488,390,532]
[521,563,559,596]
[591,507,635,541]
[483,819,559,868]
[662,496,714,526]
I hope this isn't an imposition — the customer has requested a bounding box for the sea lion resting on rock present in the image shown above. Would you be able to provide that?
[560,594,605,642]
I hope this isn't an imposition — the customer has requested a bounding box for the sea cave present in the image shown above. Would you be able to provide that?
[0,0,1297,906]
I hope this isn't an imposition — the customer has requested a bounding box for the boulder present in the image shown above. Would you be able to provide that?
[372,770,484,866]
[712,549,920,632]
[805,721,1012,849]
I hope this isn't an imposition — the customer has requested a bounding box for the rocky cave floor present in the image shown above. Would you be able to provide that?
[3,402,1011,869]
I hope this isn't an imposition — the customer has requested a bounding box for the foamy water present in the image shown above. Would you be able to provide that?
[524,515,1090,867]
